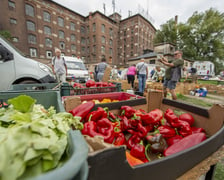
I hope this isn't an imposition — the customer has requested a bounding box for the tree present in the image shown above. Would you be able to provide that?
[154,8,224,74]
[0,30,12,40]
[153,19,177,45]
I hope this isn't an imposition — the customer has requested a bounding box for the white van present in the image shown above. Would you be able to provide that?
[0,36,56,91]
[63,56,90,83]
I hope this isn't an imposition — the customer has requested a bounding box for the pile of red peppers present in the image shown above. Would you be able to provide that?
[69,103,207,165]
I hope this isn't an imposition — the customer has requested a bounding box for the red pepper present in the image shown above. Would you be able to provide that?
[145,134,168,154]
[130,141,147,161]
[108,112,117,122]
[163,133,207,156]
[166,135,183,146]
[113,133,126,146]
[171,120,192,137]
[69,101,95,121]
[86,79,95,87]
[113,121,122,136]
[143,124,153,132]
[179,113,195,126]
[164,109,179,124]
[128,123,147,138]
[191,127,205,134]
[81,121,101,137]
[119,116,130,131]
[140,109,163,125]
[121,106,136,118]
[127,135,141,150]
[86,107,108,122]
[157,125,176,138]
[96,118,115,143]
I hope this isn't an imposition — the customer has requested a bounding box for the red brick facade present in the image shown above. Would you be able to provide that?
[0,0,156,66]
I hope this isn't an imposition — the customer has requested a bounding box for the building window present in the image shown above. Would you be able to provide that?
[70,22,75,31]
[45,38,52,47]
[25,4,34,17]
[81,37,85,45]
[71,44,76,51]
[101,36,105,44]
[58,17,64,27]
[81,26,85,34]
[109,48,112,55]
[92,35,96,43]
[44,26,51,35]
[26,21,35,31]
[58,30,64,39]
[46,51,52,59]
[71,34,76,42]
[10,18,17,24]
[109,39,113,46]
[8,0,15,9]
[30,48,37,57]
[93,45,96,53]
[81,47,85,53]
[12,37,19,42]
[59,41,65,49]
[28,34,36,44]
[101,24,105,33]
[149,60,155,64]
[109,28,113,36]
[101,46,105,53]
[43,11,51,22]
[92,23,96,32]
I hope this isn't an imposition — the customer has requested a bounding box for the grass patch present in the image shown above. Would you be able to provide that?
[214,162,224,180]
[176,93,213,107]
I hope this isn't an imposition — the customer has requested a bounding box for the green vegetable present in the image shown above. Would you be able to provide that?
[0,95,83,180]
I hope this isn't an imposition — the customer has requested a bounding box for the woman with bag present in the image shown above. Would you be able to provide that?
[127,64,137,89]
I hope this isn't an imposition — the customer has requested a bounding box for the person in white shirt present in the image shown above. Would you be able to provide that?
[52,48,67,83]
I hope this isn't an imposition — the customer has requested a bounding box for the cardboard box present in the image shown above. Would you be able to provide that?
[87,91,224,180]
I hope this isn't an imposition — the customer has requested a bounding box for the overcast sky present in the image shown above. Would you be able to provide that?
[53,0,223,29]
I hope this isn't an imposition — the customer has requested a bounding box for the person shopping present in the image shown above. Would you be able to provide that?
[127,64,137,89]
[136,59,148,95]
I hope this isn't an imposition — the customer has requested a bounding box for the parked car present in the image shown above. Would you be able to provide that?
[63,56,90,83]
[0,36,56,91]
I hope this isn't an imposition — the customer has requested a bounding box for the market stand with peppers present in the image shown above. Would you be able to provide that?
[1,80,224,180]
[64,89,224,180]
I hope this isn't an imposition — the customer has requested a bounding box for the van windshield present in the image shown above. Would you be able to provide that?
[66,61,86,70]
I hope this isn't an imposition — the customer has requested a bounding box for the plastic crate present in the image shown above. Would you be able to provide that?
[61,82,121,96]
[0,91,89,180]
[9,83,60,91]
[0,90,64,112]
[32,130,88,180]
[62,92,147,112]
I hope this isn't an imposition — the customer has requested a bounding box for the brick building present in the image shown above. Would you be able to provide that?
[0,0,156,68]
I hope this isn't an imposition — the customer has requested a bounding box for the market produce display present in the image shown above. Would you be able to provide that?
[0,95,83,180]
[69,103,207,166]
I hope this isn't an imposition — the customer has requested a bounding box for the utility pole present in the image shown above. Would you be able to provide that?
[103,3,106,15]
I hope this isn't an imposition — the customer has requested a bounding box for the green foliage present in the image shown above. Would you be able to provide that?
[154,8,224,74]
[0,30,12,40]
[214,162,224,180]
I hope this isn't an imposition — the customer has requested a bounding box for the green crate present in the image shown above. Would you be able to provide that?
[61,82,122,96]
[0,91,89,180]
[9,83,60,91]
[0,90,64,112]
